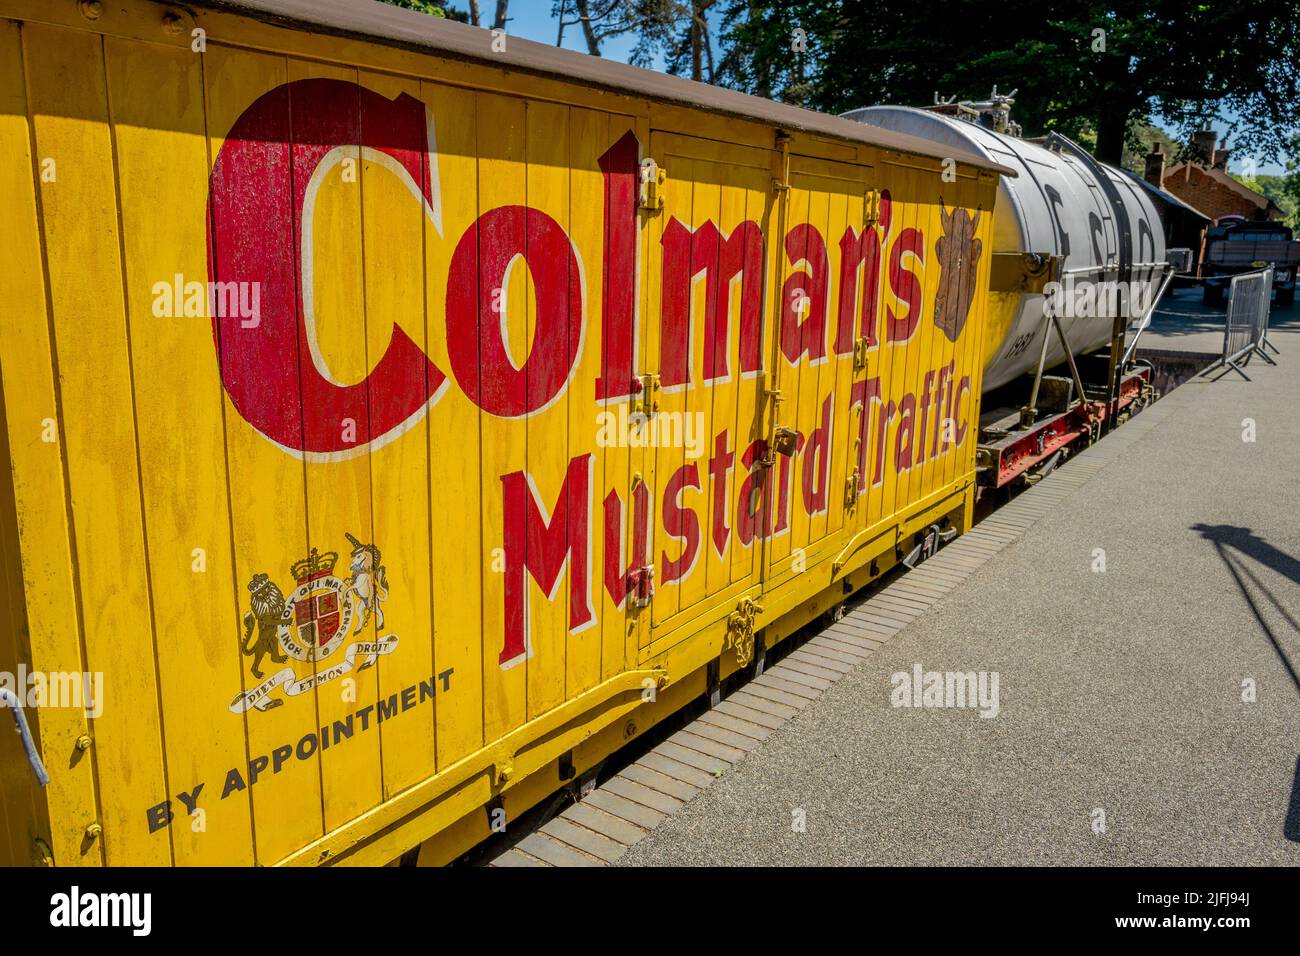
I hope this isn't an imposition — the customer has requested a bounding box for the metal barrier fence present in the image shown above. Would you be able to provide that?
[1201,267,1280,381]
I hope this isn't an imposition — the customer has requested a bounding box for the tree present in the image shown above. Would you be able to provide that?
[715,1,1300,166]
[377,0,469,22]
[552,0,643,55]
[1121,120,1180,176]
[632,0,720,82]
[1286,136,1300,230]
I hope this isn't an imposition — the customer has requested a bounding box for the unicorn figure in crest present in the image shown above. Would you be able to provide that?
[345,532,389,635]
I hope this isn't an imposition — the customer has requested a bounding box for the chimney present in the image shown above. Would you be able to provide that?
[1144,146,1165,187]
[1212,138,1229,170]
[1190,129,1217,164]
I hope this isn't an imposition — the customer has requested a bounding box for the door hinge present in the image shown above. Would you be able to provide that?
[844,470,860,510]
[639,158,665,212]
[772,130,793,193]
[864,188,882,225]
[852,336,872,372]
[631,373,660,420]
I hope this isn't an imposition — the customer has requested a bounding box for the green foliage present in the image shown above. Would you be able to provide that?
[1247,176,1297,229]
[1224,132,1300,229]
[377,0,469,22]
[715,1,1300,165]
[631,1,722,81]
[1121,121,1180,175]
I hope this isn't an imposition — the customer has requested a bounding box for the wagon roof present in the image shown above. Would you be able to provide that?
[197,0,1016,178]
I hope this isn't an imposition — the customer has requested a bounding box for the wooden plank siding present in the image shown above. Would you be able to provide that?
[0,0,999,866]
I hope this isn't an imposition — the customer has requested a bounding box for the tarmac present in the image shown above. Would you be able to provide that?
[614,289,1300,866]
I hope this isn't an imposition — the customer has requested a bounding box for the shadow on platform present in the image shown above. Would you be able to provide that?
[1191,522,1300,843]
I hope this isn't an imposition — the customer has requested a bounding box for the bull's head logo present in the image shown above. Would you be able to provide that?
[933,199,983,342]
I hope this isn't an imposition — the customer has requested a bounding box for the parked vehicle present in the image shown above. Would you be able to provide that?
[1202,218,1299,306]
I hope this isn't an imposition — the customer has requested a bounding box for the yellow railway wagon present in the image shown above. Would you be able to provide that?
[0,0,1007,866]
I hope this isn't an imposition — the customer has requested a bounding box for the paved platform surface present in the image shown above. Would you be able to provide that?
[1137,283,1300,355]
[610,304,1300,866]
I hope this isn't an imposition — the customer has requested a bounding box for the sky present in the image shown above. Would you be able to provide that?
[452,1,1288,176]
[496,0,660,65]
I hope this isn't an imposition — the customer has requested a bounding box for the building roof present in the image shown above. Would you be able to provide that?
[1119,168,1212,222]
[1164,161,1278,215]
[197,0,1016,177]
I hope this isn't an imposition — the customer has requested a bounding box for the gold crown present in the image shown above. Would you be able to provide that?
[290,547,337,582]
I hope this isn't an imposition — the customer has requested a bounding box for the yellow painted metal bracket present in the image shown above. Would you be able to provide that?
[989,252,1062,294]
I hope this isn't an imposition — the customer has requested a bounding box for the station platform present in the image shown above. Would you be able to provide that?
[489,292,1300,867]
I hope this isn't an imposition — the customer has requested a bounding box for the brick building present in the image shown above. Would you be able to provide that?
[1145,129,1283,224]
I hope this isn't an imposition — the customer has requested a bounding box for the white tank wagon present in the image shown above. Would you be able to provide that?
[843,103,1167,392]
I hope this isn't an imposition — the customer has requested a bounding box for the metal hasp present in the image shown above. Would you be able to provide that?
[1044,132,1133,435]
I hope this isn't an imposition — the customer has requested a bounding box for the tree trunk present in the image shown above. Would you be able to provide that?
[576,0,601,55]
[467,0,481,27]
[493,0,509,31]
[1095,105,1129,166]
[690,1,703,81]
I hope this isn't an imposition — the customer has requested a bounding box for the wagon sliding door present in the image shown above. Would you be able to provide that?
[762,156,876,592]
[640,132,778,655]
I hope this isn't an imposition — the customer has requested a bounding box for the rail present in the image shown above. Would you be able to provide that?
[1201,267,1279,381]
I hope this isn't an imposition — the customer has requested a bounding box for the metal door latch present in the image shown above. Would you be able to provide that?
[628,565,654,609]
[772,426,799,457]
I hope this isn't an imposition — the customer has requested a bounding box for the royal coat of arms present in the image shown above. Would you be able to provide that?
[231,533,398,714]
